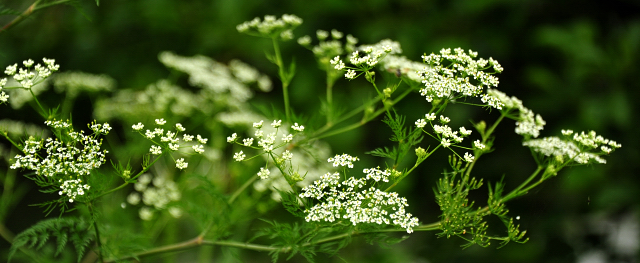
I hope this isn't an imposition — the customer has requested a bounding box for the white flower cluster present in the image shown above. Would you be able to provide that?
[0,78,7,103]
[236,14,303,40]
[127,174,182,220]
[4,58,59,89]
[522,130,621,164]
[487,89,546,138]
[416,114,473,147]
[298,29,358,62]
[52,71,116,99]
[419,48,502,106]
[59,178,90,203]
[228,119,305,180]
[329,39,401,80]
[327,154,359,168]
[132,120,207,170]
[300,168,419,233]
[1,58,60,104]
[10,120,110,178]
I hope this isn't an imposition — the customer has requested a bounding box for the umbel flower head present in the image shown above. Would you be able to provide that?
[1,58,60,104]
[10,119,110,203]
[300,157,420,234]
[236,14,303,40]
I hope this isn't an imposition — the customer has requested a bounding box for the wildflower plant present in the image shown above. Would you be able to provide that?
[0,11,623,263]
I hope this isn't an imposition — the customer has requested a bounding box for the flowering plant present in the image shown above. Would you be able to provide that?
[0,10,622,263]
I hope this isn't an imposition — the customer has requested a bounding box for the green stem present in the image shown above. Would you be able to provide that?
[326,71,335,124]
[91,155,163,200]
[271,38,292,123]
[0,0,41,34]
[228,174,258,204]
[87,202,104,263]
[106,222,441,262]
[29,89,48,119]
[313,86,414,140]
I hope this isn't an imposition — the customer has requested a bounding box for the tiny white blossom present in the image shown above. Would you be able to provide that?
[197,135,208,144]
[282,133,293,143]
[282,150,293,160]
[292,123,305,132]
[132,122,144,131]
[439,115,450,124]
[155,118,166,125]
[150,145,162,155]
[257,167,271,179]
[474,140,486,149]
[253,120,264,128]
[192,144,205,154]
[561,129,574,136]
[227,133,237,143]
[328,154,359,168]
[169,143,179,151]
[425,113,437,121]
[234,151,246,161]
[345,69,356,79]
[175,123,185,132]
[415,119,427,128]
[176,158,188,169]
[243,138,254,146]
[271,120,282,128]
[464,152,475,162]
[441,138,451,148]
[459,127,472,136]
[183,134,194,142]
[145,130,156,139]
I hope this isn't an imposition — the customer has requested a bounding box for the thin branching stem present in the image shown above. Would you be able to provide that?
[271,37,292,123]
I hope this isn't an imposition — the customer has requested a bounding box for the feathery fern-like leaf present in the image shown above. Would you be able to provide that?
[9,217,94,263]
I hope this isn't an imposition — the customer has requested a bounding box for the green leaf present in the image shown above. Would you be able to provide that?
[0,5,21,16]
[9,217,93,262]
[65,0,92,22]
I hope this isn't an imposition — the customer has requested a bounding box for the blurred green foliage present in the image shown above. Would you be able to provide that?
[1,0,638,262]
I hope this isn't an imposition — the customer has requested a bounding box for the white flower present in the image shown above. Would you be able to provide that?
[441,138,451,148]
[175,123,185,132]
[183,134,194,142]
[243,138,254,146]
[327,154,359,168]
[282,150,293,160]
[561,129,574,136]
[139,207,154,221]
[345,69,356,79]
[227,133,237,143]
[150,145,162,155]
[297,35,311,46]
[127,193,141,205]
[257,167,271,179]
[474,140,486,149]
[197,135,208,144]
[169,143,179,151]
[425,113,437,121]
[271,120,282,128]
[155,118,166,125]
[176,158,188,169]
[192,144,205,154]
[459,127,472,136]
[439,115,450,124]
[464,152,475,162]
[132,122,144,131]
[234,151,246,161]
[253,120,264,128]
[282,133,293,143]
[292,123,305,132]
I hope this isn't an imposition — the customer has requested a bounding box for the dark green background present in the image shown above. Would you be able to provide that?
[1,0,638,262]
